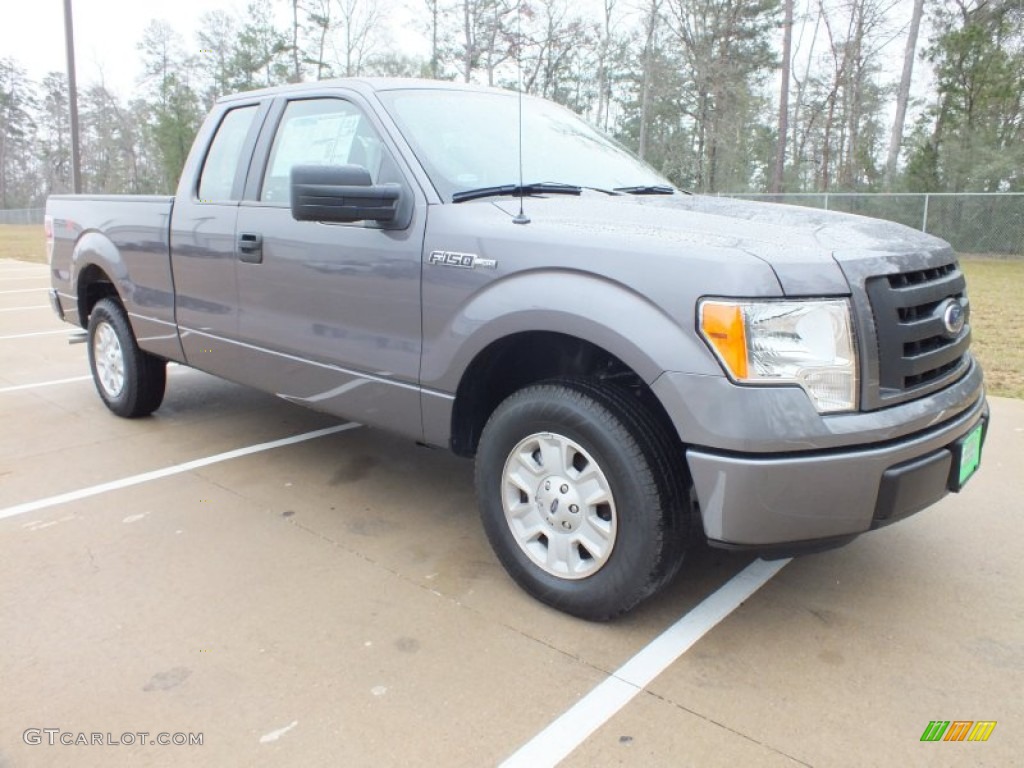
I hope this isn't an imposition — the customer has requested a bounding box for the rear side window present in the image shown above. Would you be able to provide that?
[198,106,258,203]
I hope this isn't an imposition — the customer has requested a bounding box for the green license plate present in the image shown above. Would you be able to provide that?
[957,423,983,488]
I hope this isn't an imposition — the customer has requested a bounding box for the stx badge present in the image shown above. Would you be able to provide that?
[427,251,497,270]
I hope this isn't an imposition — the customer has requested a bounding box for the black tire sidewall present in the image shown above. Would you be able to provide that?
[476,385,669,619]
[87,299,146,417]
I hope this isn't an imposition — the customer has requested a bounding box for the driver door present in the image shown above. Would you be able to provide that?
[234,93,426,439]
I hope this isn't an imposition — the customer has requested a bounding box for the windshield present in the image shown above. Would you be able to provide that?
[376,89,673,202]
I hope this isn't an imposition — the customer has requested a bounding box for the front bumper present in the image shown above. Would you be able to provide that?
[685,391,988,551]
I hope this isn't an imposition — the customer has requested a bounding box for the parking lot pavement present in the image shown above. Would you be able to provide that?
[1,258,1021,767]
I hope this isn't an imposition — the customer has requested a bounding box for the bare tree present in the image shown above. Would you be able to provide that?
[306,0,334,79]
[455,0,515,84]
[481,0,517,85]
[665,0,778,191]
[771,0,794,192]
[519,0,590,99]
[637,0,661,160]
[812,0,902,190]
[291,0,302,80]
[424,0,443,78]
[788,0,822,187]
[884,0,923,187]
[333,0,385,76]
[595,0,617,131]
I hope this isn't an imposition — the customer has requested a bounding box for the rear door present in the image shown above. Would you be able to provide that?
[170,99,269,380]
[234,90,428,439]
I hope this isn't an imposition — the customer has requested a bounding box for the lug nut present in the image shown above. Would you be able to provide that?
[562,521,572,530]
[545,481,551,491]
[569,504,579,514]
[560,484,569,494]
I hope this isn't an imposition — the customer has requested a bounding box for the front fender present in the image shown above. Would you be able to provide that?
[421,268,721,393]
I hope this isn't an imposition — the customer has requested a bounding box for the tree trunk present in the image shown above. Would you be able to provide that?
[771,0,793,193]
[841,5,864,189]
[884,0,924,188]
[463,0,474,83]
[429,0,439,78]
[291,0,301,81]
[637,0,660,160]
[596,0,615,131]
[315,3,331,80]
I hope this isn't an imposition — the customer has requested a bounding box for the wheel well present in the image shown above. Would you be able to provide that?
[76,265,119,326]
[450,331,680,458]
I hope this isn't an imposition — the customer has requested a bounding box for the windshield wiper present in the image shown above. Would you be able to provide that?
[452,182,582,203]
[613,185,676,195]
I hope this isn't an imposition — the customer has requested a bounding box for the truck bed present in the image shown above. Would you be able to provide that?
[47,194,183,363]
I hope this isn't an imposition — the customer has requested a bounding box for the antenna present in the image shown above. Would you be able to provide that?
[512,0,530,225]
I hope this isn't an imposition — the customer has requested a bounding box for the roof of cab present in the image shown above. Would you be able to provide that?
[217,77,515,104]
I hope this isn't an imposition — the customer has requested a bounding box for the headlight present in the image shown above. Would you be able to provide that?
[699,298,858,413]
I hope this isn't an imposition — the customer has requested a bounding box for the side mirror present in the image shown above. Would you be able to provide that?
[290,164,401,224]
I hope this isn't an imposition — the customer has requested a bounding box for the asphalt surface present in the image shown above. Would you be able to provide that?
[1,258,1021,767]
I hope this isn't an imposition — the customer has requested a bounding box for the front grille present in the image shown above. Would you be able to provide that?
[865,262,971,400]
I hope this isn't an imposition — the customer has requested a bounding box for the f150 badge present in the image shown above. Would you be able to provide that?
[428,251,497,270]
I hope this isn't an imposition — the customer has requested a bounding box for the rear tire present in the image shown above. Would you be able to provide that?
[475,378,691,620]
[87,298,166,418]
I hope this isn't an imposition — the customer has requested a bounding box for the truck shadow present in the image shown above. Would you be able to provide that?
[159,373,764,634]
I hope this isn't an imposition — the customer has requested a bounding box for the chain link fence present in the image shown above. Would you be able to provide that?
[3,194,1022,255]
[0,208,45,226]
[719,192,1023,257]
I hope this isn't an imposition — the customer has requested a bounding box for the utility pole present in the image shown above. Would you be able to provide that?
[63,0,82,193]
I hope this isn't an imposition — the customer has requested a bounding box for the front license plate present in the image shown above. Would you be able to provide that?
[955,423,983,489]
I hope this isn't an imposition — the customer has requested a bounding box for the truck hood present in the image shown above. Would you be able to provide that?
[493,194,956,295]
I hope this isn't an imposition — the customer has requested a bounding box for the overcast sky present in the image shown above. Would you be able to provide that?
[2,0,430,97]
[1,1,232,95]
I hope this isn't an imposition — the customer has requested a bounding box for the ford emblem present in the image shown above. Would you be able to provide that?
[942,299,966,337]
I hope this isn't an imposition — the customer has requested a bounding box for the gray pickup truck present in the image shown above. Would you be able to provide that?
[47,78,987,619]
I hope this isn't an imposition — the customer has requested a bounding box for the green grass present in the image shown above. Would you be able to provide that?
[961,258,1024,399]
[2,224,1019,397]
[0,224,46,264]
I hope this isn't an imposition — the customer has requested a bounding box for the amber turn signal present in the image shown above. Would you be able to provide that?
[699,301,749,380]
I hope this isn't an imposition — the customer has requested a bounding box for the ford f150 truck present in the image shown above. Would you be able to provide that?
[46,79,988,619]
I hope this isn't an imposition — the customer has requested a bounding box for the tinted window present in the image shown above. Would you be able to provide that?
[260,99,388,204]
[198,106,258,202]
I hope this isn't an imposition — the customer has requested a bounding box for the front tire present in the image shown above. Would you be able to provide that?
[87,298,166,418]
[475,379,690,620]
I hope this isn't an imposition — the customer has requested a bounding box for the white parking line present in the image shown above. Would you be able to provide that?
[500,558,791,768]
[0,305,49,312]
[0,423,360,522]
[0,288,47,295]
[0,375,92,393]
[0,364,193,394]
[0,329,71,340]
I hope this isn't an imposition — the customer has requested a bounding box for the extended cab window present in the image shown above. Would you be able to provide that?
[260,99,388,204]
[198,105,258,202]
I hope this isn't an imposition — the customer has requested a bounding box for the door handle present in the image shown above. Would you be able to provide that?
[237,232,263,263]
